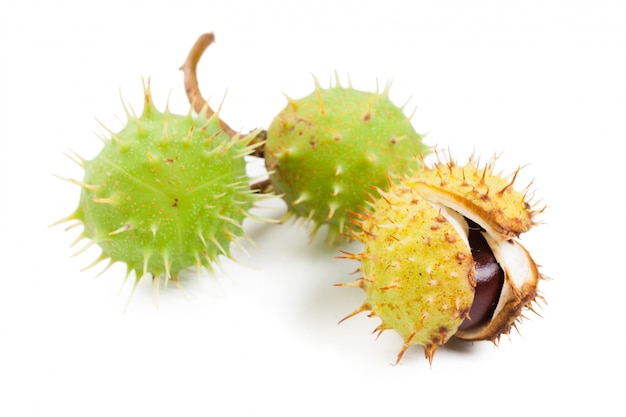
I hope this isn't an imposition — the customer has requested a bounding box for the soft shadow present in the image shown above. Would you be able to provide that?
[443,337,480,355]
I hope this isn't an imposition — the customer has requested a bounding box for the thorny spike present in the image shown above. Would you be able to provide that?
[338,223,360,240]
[382,79,393,96]
[92,196,119,205]
[216,213,245,229]
[162,253,173,284]
[225,229,250,257]
[523,178,537,200]
[95,118,126,148]
[406,105,417,122]
[68,230,87,248]
[498,166,522,195]
[197,231,208,248]
[118,88,133,120]
[324,125,342,141]
[439,328,449,345]
[48,213,78,229]
[461,167,469,186]
[336,250,362,261]
[72,238,99,257]
[238,208,268,224]
[93,258,115,279]
[162,88,174,115]
[348,266,362,275]
[326,202,339,221]
[373,323,390,339]
[398,93,413,110]
[63,149,86,168]
[142,252,151,278]
[123,275,142,313]
[193,251,204,272]
[479,164,489,185]
[394,330,417,366]
[331,183,341,197]
[209,235,228,257]
[365,152,378,163]
[333,70,342,88]
[109,223,131,235]
[380,282,400,291]
[313,76,326,115]
[346,208,371,221]
[291,193,310,206]
[200,249,214,268]
[284,94,298,108]
[334,279,364,288]
[142,78,152,106]
[338,303,370,324]
[152,275,162,308]
[57,176,98,192]
[80,253,107,272]
[424,343,438,367]
[185,121,196,142]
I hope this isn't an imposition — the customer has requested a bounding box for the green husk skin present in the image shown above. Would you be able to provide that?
[63,85,259,286]
[265,80,430,245]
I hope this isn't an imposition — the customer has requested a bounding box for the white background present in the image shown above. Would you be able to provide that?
[1,1,624,416]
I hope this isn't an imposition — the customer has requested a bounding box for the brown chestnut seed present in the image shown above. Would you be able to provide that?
[454,234,542,342]
[458,220,504,330]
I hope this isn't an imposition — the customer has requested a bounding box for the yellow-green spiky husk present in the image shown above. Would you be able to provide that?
[340,183,475,365]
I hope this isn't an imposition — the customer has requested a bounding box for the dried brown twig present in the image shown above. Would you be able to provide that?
[180,32,266,159]
[180,33,270,193]
[180,33,235,135]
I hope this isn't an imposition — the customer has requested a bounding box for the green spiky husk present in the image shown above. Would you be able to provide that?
[265,81,430,245]
[66,86,258,283]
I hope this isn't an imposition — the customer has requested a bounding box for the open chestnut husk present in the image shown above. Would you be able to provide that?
[338,153,546,364]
